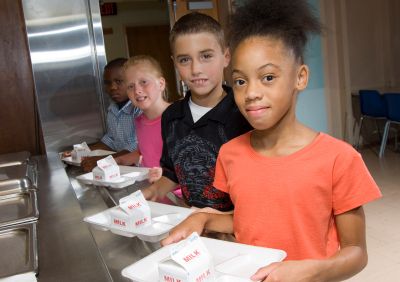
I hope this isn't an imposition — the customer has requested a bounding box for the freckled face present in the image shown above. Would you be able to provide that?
[172,32,230,99]
[232,36,307,131]
[124,63,165,111]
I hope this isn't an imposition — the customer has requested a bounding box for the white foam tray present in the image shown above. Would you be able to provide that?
[84,201,193,242]
[121,236,286,282]
[61,149,116,166]
[76,166,149,189]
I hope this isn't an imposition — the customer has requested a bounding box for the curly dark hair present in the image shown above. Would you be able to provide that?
[169,12,226,52]
[229,0,321,62]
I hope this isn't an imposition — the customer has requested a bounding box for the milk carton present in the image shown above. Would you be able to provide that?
[158,232,215,282]
[71,142,91,162]
[109,191,152,232]
[92,155,120,182]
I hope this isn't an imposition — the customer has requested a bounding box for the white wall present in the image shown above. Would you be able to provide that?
[344,0,400,92]
[320,0,400,143]
[101,2,169,61]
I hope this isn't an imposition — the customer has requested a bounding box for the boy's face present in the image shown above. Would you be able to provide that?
[172,32,230,99]
[124,63,165,111]
[103,66,129,103]
[231,36,308,131]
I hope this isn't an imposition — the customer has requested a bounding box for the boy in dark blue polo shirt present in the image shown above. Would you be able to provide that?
[142,12,251,211]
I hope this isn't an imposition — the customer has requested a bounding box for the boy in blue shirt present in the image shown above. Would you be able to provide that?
[81,58,141,171]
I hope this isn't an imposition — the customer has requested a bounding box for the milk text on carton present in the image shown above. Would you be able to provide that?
[162,276,183,282]
[135,217,148,226]
[113,218,126,226]
[184,250,201,262]
[195,269,211,282]
[128,202,141,209]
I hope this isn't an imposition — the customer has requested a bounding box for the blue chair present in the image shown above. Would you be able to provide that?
[379,93,400,157]
[356,90,387,149]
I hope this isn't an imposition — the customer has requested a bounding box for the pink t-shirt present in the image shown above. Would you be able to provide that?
[134,114,162,168]
[134,114,182,201]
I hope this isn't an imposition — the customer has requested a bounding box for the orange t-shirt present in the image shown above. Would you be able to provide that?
[213,132,382,260]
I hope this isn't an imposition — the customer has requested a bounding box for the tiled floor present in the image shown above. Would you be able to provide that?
[346,146,400,281]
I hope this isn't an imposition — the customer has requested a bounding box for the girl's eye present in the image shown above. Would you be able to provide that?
[178,57,190,64]
[115,79,123,85]
[233,79,246,86]
[263,75,274,82]
[140,80,147,85]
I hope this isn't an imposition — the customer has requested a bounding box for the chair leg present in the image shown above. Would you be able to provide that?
[379,121,391,158]
[356,116,364,149]
[374,119,382,140]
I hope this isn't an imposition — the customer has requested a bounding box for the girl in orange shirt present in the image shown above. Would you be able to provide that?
[162,0,382,281]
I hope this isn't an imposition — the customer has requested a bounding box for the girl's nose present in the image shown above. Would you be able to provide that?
[245,81,262,102]
[135,85,143,94]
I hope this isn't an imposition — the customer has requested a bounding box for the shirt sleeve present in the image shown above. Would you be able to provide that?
[100,111,115,150]
[160,113,179,183]
[213,145,229,193]
[332,148,382,215]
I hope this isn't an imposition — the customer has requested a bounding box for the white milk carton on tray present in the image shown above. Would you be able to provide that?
[92,155,120,182]
[71,142,91,162]
[109,191,151,232]
[158,232,215,282]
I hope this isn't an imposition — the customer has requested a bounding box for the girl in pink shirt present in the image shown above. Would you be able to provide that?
[116,55,182,201]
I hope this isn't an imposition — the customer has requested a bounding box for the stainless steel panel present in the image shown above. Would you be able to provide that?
[0,178,33,196]
[0,191,39,228]
[0,151,30,168]
[22,0,108,153]
[0,222,38,278]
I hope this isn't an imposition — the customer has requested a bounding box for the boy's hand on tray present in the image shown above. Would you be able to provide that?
[161,213,208,246]
[81,156,102,172]
[61,151,71,158]
[141,186,158,201]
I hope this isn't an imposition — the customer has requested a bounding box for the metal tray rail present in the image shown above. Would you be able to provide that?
[0,178,34,196]
[0,190,39,228]
[0,222,38,278]
[0,151,30,168]
[0,163,38,188]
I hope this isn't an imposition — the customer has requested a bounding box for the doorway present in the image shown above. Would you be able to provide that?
[125,25,179,101]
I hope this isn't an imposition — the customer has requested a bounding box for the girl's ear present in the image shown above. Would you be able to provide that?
[159,77,166,91]
[296,64,309,91]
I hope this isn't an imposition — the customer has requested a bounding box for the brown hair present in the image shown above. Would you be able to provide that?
[169,12,226,53]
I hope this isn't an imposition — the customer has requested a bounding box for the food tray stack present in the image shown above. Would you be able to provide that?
[0,151,39,279]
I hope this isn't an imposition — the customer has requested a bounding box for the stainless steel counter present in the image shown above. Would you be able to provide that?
[0,151,165,281]
[34,153,111,282]
[45,153,162,282]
